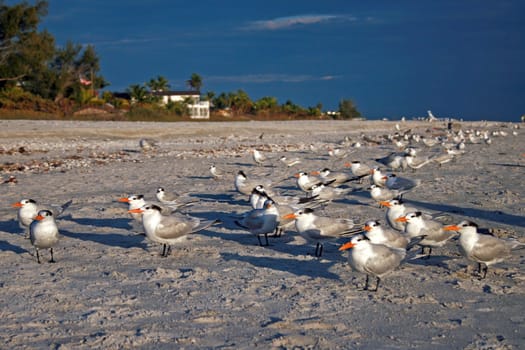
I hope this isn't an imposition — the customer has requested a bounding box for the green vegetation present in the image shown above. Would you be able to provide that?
[0,1,363,121]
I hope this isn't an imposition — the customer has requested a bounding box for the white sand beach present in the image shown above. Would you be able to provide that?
[0,119,524,349]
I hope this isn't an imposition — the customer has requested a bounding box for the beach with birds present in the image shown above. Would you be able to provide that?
[1,118,524,349]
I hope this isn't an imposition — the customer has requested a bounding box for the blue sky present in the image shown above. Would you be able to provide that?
[38,0,525,121]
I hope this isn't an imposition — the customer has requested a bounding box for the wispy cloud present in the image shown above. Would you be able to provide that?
[242,14,356,31]
[207,74,341,84]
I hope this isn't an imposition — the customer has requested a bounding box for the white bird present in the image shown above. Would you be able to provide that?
[384,174,421,193]
[29,209,60,263]
[209,164,226,180]
[118,194,147,223]
[370,167,388,187]
[444,220,525,279]
[312,168,358,187]
[378,199,417,231]
[12,198,71,238]
[279,155,301,167]
[128,204,219,257]
[139,138,158,152]
[327,147,349,159]
[396,211,455,258]
[339,234,407,291]
[295,171,324,194]
[283,208,360,257]
[234,170,275,197]
[156,187,198,209]
[234,199,279,246]
[345,160,372,180]
[375,152,407,171]
[369,184,403,204]
[252,149,267,166]
[305,183,354,204]
[363,220,412,249]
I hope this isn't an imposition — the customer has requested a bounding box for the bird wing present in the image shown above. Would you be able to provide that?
[155,216,195,239]
[363,246,405,276]
[471,236,510,263]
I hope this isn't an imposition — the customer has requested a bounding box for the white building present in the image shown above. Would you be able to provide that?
[153,90,210,119]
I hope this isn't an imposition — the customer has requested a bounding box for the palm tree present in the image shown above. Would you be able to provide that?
[186,73,203,91]
[147,75,170,92]
[127,84,148,103]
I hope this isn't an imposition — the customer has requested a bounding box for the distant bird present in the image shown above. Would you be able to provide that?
[369,184,403,204]
[234,170,271,196]
[139,138,158,152]
[234,199,279,246]
[295,171,324,194]
[29,210,60,263]
[444,220,525,279]
[345,161,372,180]
[384,173,421,193]
[12,198,72,238]
[252,149,267,166]
[328,147,350,159]
[339,234,407,291]
[129,204,219,257]
[279,155,301,167]
[209,164,226,180]
[375,152,407,171]
[284,208,360,257]
[312,168,359,187]
[156,187,198,209]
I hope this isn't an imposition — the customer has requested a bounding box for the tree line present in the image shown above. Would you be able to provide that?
[0,1,362,120]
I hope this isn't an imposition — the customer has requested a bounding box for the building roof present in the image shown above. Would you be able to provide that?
[151,90,200,96]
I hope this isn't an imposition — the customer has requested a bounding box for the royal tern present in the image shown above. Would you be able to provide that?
[369,185,403,204]
[118,194,148,223]
[252,149,267,166]
[139,138,158,152]
[345,161,372,180]
[279,155,301,167]
[370,167,388,187]
[156,187,198,208]
[396,211,455,258]
[234,170,274,197]
[363,220,413,249]
[375,152,407,171]
[304,183,354,204]
[295,171,324,194]
[313,168,359,187]
[379,199,417,231]
[128,204,219,257]
[209,164,226,180]
[234,199,279,246]
[384,174,421,192]
[29,210,60,263]
[12,198,72,238]
[444,220,525,278]
[283,208,360,257]
[339,234,407,291]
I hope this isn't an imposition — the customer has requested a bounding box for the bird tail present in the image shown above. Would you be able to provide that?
[194,219,221,233]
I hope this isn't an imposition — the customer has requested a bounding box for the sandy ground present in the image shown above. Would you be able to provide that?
[0,119,524,349]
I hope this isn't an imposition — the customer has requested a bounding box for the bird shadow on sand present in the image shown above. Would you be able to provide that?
[221,252,342,280]
[405,199,525,228]
[60,214,133,230]
[0,239,28,255]
[0,219,23,236]
[489,162,525,168]
[60,229,148,250]
[191,192,246,206]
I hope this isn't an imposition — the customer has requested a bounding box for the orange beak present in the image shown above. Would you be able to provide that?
[294,173,301,178]
[364,225,372,232]
[339,241,355,251]
[283,213,297,220]
[369,169,375,174]
[12,202,23,208]
[344,162,351,168]
[381,175,388,180]
[395,216,408,223]
[443,225,460,232]
[118,197,130,203]
[35,214,44,221]
[379,201,391,207]
[310,171,320,176]
[128,208,144,214]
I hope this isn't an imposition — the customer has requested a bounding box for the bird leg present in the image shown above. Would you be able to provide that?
[264,233,269,246]
[364,275,370,290]
[161,244,171,257]
[314,243,323,258]
[372,277,381,292]
[479,264,488,279]
[35,248,41,264]
[49,248,55,263]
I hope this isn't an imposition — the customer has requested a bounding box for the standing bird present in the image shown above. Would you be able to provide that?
[444,220,525,279]
[234,199,279,246]
[252,149,267,166]
[345,161,372,182]
[312,168,358,187]
[362,220,413,249]
[379,199,417,231]
[283,208,360,257]
[384,174,421,193]
[339,234,407,291]
[279,155,301,167]
[209,164,226,180]
[139,138,158,152]
[128,204,219,257]
[29,210,60,263]
[369,184,403,204]
[396,211,455,258]
[295,171,323,194]
[156,187,198,209]
[12,198,72,238]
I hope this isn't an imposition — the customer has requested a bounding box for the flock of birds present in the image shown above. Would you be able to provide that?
[10,122,524,291]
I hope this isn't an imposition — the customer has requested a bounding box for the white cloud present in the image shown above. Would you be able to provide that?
[207,74,341,84]
[242,14,356,31]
